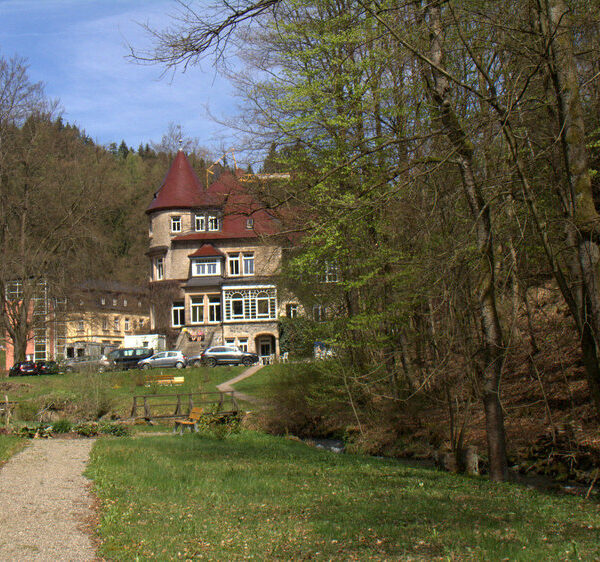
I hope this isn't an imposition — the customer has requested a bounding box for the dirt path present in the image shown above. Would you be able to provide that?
[0,438,97,561]
[217,364,265,405]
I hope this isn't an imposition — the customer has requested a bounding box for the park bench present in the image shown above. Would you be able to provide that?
[144,374,185,386]
[173,407,204,434]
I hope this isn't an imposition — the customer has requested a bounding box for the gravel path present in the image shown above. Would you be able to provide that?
[0,438,97,561]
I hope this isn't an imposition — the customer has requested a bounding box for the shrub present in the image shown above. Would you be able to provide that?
[74,422,99,437]
[18,424,53,439]
[51,419,72,434]
[99,422,130,437]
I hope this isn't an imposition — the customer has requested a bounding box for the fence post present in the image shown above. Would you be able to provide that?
[174,394,182,417]
[188,393,193,413]
[130,396,137,418]
[143,396,151,420]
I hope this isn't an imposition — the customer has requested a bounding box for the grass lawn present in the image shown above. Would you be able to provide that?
[1,365,245,422]
[232,363,280,399]
[87,430,600,561]
[0,434,27,464]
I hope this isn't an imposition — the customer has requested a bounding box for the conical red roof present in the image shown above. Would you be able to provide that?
[146,151,219,213]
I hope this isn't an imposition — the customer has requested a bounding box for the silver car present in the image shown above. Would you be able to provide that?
[137,350,187,370]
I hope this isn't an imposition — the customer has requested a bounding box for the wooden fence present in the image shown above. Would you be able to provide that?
[130,390,239,421]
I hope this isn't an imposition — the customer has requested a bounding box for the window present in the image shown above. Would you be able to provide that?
[208,215,219,231]
[225,338,235,346]
[313,305,326,322]
[112,298,117,307]
[123,299,128,307]
[77,320,84,332]
[256,292,271,318]
[191,297,204,324]
[195,214,206,231]
[223,287,277,321]
[171,215,182,233]
[208,295,221,323]
[243,253,255,276]
[114,316,120,331]
[124,318,130,331]
[238,338,248,352]
[228,254,240,276]
[322,262,339,283]
[155,257,164,280]
[102,317,108,331]
[286,303,299,318]
[192,259,221,276]
[149,220,153,235]
[172,302,185,327]
[246,218,254,229]
[101,297,106,306]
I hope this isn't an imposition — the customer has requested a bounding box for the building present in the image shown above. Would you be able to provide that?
[3,279,150,369]
[63,280,150,358]
[146,150,284,361]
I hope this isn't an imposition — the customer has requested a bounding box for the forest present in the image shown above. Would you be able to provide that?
[136,0,600,483]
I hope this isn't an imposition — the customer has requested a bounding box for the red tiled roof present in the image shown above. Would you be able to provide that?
[147,151,281,238]
[146,151,220,213]
[188,244,225,258]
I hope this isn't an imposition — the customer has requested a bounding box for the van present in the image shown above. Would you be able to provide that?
[107,347,154,370]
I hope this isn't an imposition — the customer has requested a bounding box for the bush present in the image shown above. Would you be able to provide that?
[99,422,130,437]
[73,422,99,437]
[51,419,72,434]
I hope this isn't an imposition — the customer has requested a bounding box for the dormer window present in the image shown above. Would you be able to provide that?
[195,214,205,231]
[171,216,182,233]
[191,258,221,276]
[246,218,254,229]
[208,215,219,231]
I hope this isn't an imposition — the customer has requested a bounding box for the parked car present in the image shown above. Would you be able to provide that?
[35,360,59,375]
[137,350,187,370]
[107,347,154,371]
[193,346,259,367]
[63,355,110,373]
[8,361,38,377]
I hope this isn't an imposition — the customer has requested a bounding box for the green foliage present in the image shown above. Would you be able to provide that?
[51,419,72,434]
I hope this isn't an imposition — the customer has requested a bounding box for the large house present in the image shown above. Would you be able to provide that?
[146,150,286,361]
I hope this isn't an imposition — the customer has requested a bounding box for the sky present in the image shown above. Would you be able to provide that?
[0,0,239,153]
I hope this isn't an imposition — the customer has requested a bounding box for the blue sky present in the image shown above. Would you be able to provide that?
[0,0,238,152]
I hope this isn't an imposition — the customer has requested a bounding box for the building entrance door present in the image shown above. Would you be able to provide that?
[258,337,272,363]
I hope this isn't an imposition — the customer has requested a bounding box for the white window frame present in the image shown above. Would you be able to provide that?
[208,215,219,231]
[228,254,241,276]
[208,295,222,323]
[190,296,204,324]
[171,215,182,233]
[124,318,130,331]
[223,286,277,322]
[237,338,248,352]
[114,316,120,331]
[192,258,221,277]
[155,257,164,280]
[243,253,255,276]
[172,301,185,327]
[286,303,299,318]
[195,214,206,231]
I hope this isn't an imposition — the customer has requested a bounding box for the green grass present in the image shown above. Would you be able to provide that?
[2,365,245,422]
[0,434,27,463]
[87,430,600,561]
[232,363,281,399]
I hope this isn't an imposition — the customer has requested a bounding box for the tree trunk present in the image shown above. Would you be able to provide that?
[425,2,508,481]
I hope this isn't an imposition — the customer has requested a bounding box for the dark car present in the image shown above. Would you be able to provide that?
[8,361,38,377]
[193,346,259,367]
[35,360,59,375]
[107,347,154,370]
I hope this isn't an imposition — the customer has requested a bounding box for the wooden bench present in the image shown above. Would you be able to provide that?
[173,407,204,434]
[145,374,185,386]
